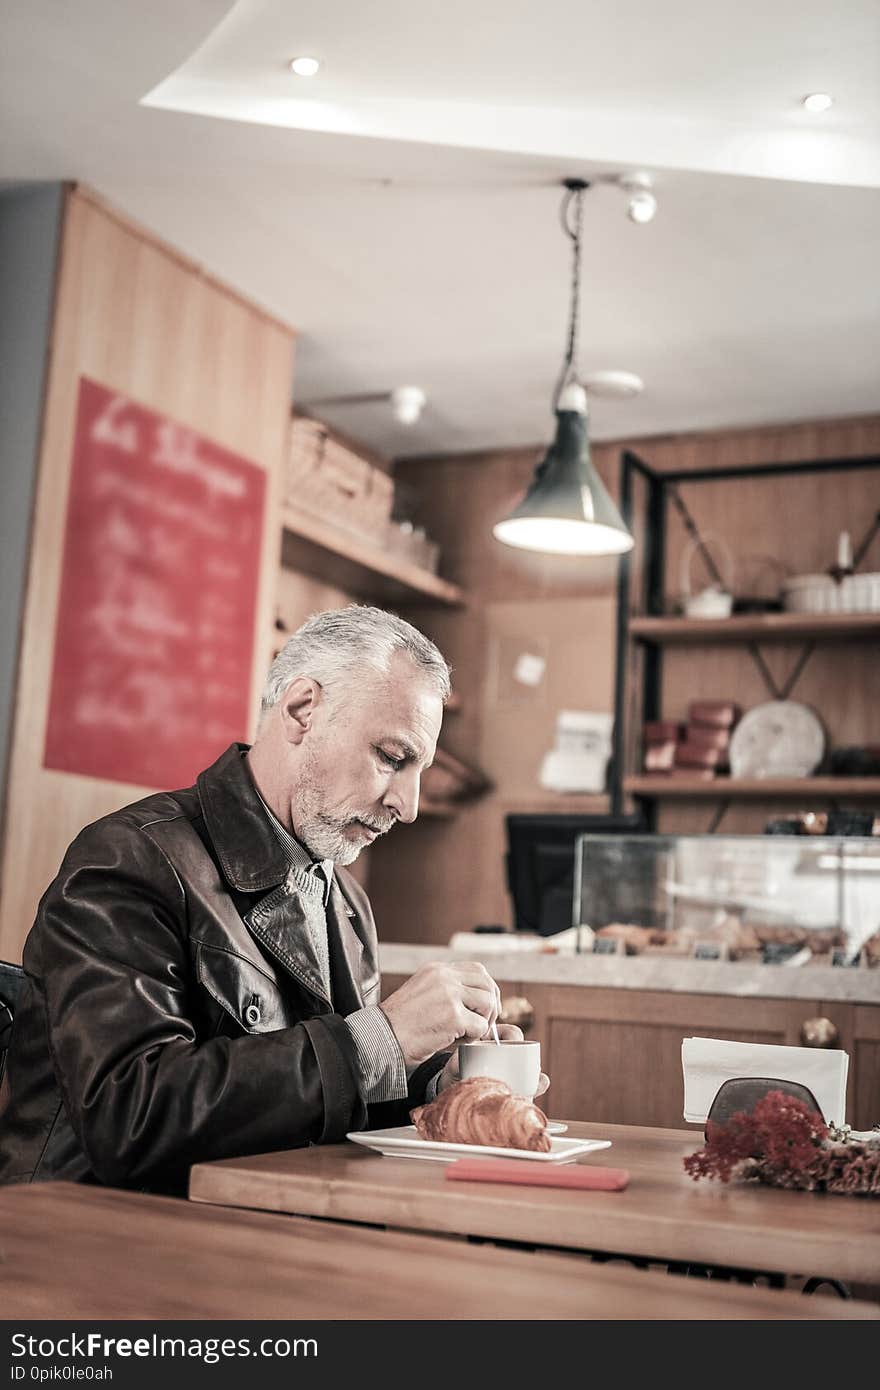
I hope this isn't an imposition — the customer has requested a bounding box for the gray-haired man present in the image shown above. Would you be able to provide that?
[0,606,534,1193]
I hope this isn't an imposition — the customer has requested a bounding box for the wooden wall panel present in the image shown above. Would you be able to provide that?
[0,186,295,961]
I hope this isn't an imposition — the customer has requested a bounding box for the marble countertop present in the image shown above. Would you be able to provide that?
[379,942,880,1004]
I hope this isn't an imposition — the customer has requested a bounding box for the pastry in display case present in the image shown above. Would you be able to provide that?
[573,833,880,966]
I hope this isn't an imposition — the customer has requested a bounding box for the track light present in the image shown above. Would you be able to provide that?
[620,173,657,224]
[300,386,428,427]
[389,386,427,425]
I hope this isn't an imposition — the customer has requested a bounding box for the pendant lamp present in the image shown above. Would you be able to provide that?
[493,179,634,557]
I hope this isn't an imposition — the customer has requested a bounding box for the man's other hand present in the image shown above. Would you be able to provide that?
[434,1023,551,1096]
[379,960,501,1067]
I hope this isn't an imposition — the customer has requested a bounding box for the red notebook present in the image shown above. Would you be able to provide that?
[445,1159,630,1191]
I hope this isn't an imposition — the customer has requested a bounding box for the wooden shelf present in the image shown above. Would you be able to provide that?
[418,801,459,819]
[625,776,880,800]
[629,612,880,644]
[280,503,465,607]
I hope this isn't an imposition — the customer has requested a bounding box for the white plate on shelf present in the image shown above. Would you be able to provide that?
[346,1125,610,1164]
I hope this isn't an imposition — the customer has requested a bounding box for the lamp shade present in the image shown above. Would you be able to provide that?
[493,388,634,556]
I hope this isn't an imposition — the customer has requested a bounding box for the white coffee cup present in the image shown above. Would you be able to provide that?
[458,1039,541,1099]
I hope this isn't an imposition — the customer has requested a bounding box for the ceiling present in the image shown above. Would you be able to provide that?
[1,0,879,457]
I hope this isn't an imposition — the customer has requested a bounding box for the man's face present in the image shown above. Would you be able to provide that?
[290,654,443,865]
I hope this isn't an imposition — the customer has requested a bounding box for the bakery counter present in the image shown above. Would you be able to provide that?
[380,943,880,1130]
[379,942,880,1005]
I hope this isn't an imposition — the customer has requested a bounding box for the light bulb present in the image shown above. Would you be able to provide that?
[618,173,657,224]
[390,386,426,425]
[557,382,588,414]
[289,56,320,77]
[627,190,657,224]
[802,92,833,113]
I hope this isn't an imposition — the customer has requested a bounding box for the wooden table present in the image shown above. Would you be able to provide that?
[190,1122,880,1286]
[0,1183,876,1320]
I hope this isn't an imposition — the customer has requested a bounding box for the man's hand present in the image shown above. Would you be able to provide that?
[434,1023,551,1097]
[379,960,502,1067]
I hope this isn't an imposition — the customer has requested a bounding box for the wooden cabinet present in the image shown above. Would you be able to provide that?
[381,971,879,1130]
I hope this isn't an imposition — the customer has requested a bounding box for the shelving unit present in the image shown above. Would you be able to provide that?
[280,503,465,607]
[629,612,880,644]
[611,450,880,829]
[624,776,880,800]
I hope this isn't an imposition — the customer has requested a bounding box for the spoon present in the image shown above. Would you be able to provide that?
[490,1021,501,1046]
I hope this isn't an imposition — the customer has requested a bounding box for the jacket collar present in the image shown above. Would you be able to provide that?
[197,743,291,893]
[196,743,368,1010]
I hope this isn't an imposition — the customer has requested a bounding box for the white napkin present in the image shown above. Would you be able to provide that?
[681,1036,849,1127]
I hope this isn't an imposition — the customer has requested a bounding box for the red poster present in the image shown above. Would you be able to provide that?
[44,377,266,789]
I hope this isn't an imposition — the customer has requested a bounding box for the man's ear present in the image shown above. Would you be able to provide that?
[279,677,322,745]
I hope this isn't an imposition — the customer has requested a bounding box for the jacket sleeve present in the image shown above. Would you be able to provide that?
[32,819,368,1189]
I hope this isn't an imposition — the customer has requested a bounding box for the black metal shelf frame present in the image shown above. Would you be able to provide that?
[610,450,880,826]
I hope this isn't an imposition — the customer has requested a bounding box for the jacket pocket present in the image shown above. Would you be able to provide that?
[196,944,296,1034]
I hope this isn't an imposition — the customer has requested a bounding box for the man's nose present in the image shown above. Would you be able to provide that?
[383,769,420,824]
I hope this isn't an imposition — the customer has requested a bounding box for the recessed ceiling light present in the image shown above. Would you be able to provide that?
[290,56,320,77]
[802,92,833,113]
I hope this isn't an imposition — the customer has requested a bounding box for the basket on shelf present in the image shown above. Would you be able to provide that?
[286,416,394,542]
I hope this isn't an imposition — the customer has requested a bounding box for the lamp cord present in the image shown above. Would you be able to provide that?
[552,182,587,411]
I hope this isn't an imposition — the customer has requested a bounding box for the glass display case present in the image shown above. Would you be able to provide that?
[573,834,880,966]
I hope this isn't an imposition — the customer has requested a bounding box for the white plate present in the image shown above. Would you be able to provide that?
[346,1125,610,1164]
[547,1121,567,1135]
[728,700,825,779]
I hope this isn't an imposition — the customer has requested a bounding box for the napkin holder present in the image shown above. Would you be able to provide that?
[704,1076,823,1140]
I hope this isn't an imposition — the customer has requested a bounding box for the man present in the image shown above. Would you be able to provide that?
[0,605,536,1193]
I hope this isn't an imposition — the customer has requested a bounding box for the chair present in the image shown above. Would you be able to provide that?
[704,1076,823,1136]
[0,960,25,1088]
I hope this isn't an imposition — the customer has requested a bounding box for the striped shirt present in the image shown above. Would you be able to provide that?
[256,797,408,1104]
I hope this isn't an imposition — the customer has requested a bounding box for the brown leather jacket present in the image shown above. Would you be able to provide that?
[0,744,445,1193]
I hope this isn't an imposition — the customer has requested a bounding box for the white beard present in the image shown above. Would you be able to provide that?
[293,745,391,865]
[297,812,363,866]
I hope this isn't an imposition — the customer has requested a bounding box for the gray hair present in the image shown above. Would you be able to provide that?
[261,605,451,716]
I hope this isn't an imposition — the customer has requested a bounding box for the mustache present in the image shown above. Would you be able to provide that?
[350,815,396,835]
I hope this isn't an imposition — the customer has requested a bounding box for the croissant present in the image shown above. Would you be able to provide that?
[410,1077,551,1153]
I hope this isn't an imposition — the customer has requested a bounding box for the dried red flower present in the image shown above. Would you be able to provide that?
[682,1090,880,1196]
